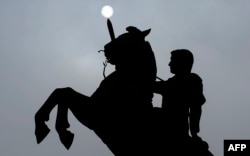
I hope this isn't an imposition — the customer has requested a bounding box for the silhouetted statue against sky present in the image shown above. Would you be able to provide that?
[35,26,157,155]
[154,49,213,155]
[35,25,214,155]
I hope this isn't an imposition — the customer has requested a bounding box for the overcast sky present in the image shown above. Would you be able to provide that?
[1,1,250,156]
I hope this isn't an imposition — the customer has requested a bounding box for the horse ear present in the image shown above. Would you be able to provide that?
[126,26,151,38]
[142,29,151,37]
[126,26,140,33]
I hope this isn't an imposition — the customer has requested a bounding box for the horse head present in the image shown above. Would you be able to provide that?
[102,26,157,81]
[103,26,150,65]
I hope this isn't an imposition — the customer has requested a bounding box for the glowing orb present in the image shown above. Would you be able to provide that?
[101,5,114,18]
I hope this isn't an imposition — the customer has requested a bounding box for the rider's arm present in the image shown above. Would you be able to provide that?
[190,104,202,137]
[189,74,206,138]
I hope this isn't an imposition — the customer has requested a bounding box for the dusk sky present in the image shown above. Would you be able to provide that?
[1,1,250,155]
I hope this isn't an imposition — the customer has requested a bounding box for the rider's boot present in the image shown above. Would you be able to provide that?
[35,111,50,144]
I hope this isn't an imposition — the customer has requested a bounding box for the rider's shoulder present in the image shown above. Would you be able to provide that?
[188,73,203,85]
[190,73,202,80]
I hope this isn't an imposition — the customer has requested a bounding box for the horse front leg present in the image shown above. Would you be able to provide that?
[55,100,74,150]
[35,88,61,144]
[35,87,92,149]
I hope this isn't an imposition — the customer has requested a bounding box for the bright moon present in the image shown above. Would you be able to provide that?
[101,5,114,18]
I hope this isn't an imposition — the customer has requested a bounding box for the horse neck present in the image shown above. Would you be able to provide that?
[115,58,156,83]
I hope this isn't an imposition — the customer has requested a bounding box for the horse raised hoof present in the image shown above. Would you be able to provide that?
[35,111,51,144]
[35,122,50,144]
[58,130,74,150]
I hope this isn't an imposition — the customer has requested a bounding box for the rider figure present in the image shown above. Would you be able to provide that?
[154,49,206,140]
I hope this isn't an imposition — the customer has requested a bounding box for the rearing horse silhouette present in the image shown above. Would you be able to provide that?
[35,26,157,155]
